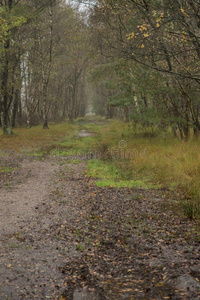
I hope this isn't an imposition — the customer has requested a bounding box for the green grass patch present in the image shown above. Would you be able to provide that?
[0,151,9,157]
[87,159,157,189]
[58,136,97,151]
[49,148,74,157]
[95,179,153,189]
[69,159,82,164]
[76,243,85,251]
[53,118,108,157]
[87,159,121,179]
[26,149,45,157]
[0,166,18,173]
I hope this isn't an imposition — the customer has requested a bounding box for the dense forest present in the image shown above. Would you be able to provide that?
[0,0,91,133]
[0,0,200,139]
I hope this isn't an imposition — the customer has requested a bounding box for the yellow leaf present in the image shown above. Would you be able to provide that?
[141,26,147,31]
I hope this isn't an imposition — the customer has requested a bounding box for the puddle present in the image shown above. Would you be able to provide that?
[78,130,95,138]
[73,288,100,300]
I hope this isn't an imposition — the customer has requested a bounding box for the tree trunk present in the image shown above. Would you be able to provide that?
[26,111,32,128]
[1,40,13,135]
[183,102,190,140]
[42,79,49,129]
[1,108,13,135]
[43,99,49,129]
[178,124,184,140]
[193,126,199,138]
[11,93,19,128]
[43,115,49,129]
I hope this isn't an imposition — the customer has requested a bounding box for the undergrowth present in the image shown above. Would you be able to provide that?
[96,120,200,219]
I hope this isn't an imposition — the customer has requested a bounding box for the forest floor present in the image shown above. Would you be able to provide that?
[0,118,200,300]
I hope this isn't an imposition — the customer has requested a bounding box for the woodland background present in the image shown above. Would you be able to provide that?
[0,0,200,140]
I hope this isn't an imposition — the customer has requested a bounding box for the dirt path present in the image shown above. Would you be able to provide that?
[0,155,200,300]
[0,159,59,234]
[0,157,67,299]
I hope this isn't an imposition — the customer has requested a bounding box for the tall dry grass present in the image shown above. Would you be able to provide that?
[99,120,200,216]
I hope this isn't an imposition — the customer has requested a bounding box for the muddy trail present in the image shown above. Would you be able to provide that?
[0,137,200,299]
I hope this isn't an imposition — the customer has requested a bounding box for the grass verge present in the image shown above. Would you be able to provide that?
[94,120,200,219]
